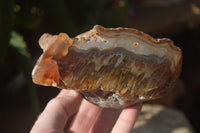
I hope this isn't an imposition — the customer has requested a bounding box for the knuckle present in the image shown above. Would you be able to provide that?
[47,97,70,117]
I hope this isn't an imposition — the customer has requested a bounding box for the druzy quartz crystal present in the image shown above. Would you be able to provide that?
[32,25,182,108]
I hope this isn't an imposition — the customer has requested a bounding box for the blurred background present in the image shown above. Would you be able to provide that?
[0,0,200,132]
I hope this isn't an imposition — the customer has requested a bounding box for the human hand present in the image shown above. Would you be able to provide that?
[30,89,142,133]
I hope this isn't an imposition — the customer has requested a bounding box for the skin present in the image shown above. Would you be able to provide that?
[30,89,142,133]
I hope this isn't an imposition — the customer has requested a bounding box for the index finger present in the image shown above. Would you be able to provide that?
[30,89,83,133]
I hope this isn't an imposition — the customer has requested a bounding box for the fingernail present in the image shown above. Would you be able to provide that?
[66,90,79,96]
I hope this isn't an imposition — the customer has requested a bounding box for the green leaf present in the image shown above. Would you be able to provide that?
[10,31,40,117]
[0,0,14,64]
[9,31,31,58]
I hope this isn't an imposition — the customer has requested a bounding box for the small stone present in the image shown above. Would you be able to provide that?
[32,25,182,108]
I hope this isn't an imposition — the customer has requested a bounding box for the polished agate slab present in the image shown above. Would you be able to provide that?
[32,25,182,108]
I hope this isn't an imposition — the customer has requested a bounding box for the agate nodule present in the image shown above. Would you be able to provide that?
[32,25,182,108]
